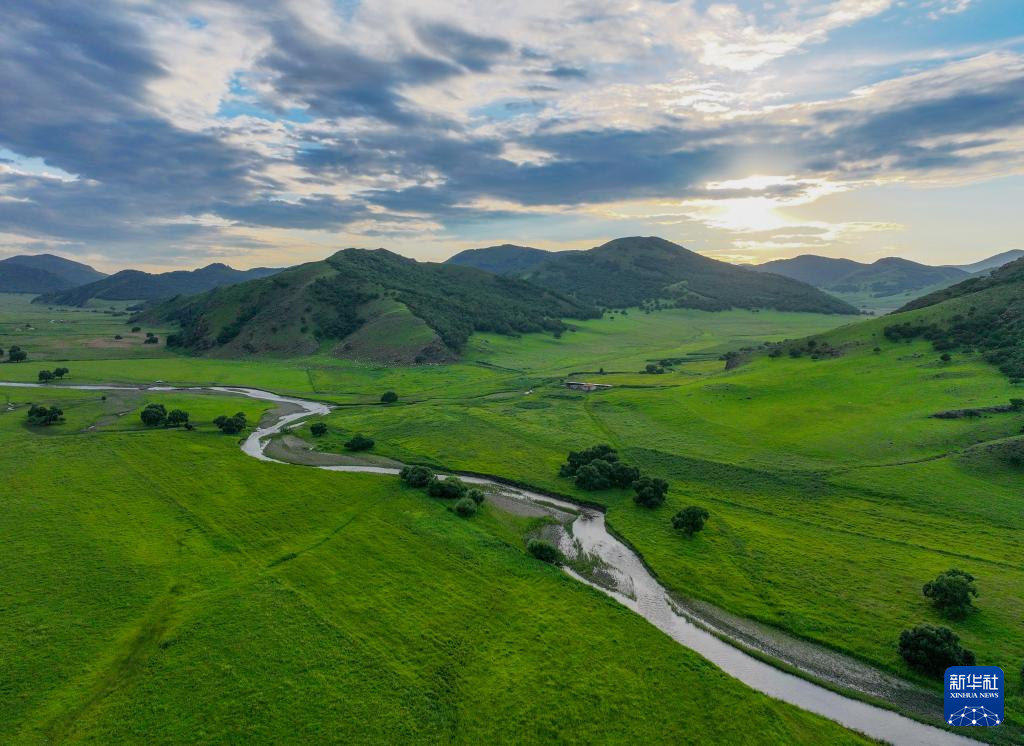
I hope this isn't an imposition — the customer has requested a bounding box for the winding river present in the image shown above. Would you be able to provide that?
[3,381,982,746]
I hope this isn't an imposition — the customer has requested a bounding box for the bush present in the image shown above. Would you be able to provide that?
[140,403,167,426]
[399,465,433,487]
[898,625,975,677]
[143,335,159,345]
[166,409,190,427]
[427,476,468,499]
[344,433,375,451]
[923,569,978,619]
[53,367,68,379]
[454,497,478,517]
[131,326,141,332]
[559,444,618,477]
[381,390,398,404]
[466,488,486,505]
[8,345,27,362]
[214,412,248,434]
[672,506,710,536]
[310,422,328,437]
[633,476,669,508]
[38,370,54,383]
[26,404,64,426]
[527,538,561,564]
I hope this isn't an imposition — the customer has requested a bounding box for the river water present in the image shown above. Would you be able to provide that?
[2,381,982,745]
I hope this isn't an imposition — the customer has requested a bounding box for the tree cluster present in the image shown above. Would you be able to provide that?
[558,444,671,508]
[26,404,64,426]
[399,465,485,518]
[214,412,248,434]
[37,367,69,383]
[344,434,374,451]
[139,403,190,428]
[143,332,159,345]
[4,345,27,363]
[898,625,975,677]
[527,538,561,564]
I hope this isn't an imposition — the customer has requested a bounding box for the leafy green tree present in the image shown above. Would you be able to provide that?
[214,412,247,434]
[8,345,27,362]
[466,488,486,505]
[427,476,468,499]
[0,347,4,358]
[380,390,398,403]
[898,625,975,677]
[131,326,142,332]
[310,422,328,437]
[633,476,669,508]
[575,460,613,490]
[672,506,710,536]
[53,367,69,379]
[609,461,640,488]
[26,404,64,426]
[559,444,617,477]
[399,465,434,487]
[923,569,978,619]
[344,433,375,451]
[38,370,54,383]
[454,497,478,517]
[527,539,561,564]
[140,403,167,426]
[166,409,190,427]
[143,335,159,345]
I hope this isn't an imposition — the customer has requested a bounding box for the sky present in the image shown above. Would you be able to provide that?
[1,0,1022,272]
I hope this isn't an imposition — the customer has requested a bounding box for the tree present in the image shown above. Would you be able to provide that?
[609,461,640,488]
[344,433,375,451]
[166,409,190,427]
[633,476,669,508]
[454,497,478,517]
[559,444,617,477]
[400,465,434,487]
[673,506,710,536]
[8,345,27,362]
[923,569,978,619]
[940,353,952,363]
[140,403,167,426]
[427,476,468,499]
[53,367,69,379]
[898,625,975,677]
[0,347,4,358]
[466,488,485,505]
[38,370,54,383]
[310,422,328,437]
[131,326,142,332]
[26,404,64,426]
[214,412,247,434]
[381,390,398,403]
[575,460,613,490]
[143,335,159,345]
[527,538,561,564]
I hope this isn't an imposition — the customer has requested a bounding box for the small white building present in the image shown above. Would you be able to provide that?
[565,381,613,392]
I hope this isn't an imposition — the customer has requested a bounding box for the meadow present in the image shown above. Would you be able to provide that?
[0,385,866,744]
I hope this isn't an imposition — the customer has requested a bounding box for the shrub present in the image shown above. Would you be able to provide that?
[633,476,669,508]
[559,444,618,477]
[26,404,64,426]
[427,476,468,499]
[672,506,710,536]
[214,412,248,434]
[527,538,561,564]
[466,488,486,505]
[143,335,159,345]
[53,367,68,379]
[166,409,190,427]
[399,465,433,487]
[344,433,375,451]
[140,403,167,426]
[923,569,978,619]
[898,625,975,677]
[454,497,478,517]
[131,326,141,332]
[381,390,398,404]
[38,370,54,383]
[8,345,27,362]
[310,422,328,437]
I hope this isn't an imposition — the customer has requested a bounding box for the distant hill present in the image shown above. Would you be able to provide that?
[141,249,598,363]
[0,253,106,293]
[518,237,857,314]
[446,244,571,274]
[34,263,281,306]
[755,255,968,298]
[949,250,1024,275]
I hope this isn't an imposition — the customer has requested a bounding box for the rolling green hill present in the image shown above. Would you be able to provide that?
[521,237,858,313]
[143,249,598,362]
[34,263,280,307]
[0,253,106,294]
[445,244,570,274]
[756,255,968,298]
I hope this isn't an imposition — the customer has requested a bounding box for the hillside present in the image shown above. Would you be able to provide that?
[756,255,968,297]
[951,249,1024,274]
[445,244,569,274]
[34,263,280,306]
[0,253,106,293]
[143,248,598,362]
[521,237,857,314]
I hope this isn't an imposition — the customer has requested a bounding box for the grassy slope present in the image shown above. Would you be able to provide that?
[0,388,865,744]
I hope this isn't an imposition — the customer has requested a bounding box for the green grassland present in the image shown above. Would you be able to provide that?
[0,387,866,744]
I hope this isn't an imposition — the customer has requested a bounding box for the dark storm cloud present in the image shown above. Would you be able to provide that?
[544,66,589,80]
[415,22,512,72]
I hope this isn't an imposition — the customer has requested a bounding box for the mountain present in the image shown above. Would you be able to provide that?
[950,249,1024,275]
[141,249,598,363]
[518,236,858,314]
[0,253,107,293]
[755,255,968,298]
[445,244,570,274]
[34,263,281,306]
[883,256,1024,380]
